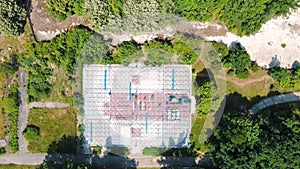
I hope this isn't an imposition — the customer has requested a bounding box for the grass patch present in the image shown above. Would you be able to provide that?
[0,165,37,169]
[226,69,273,99]
[142,147,197,157]
[27,108,77,153]
[191,114,206,151]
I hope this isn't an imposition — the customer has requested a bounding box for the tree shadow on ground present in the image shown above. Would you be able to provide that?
[38,136,137,169]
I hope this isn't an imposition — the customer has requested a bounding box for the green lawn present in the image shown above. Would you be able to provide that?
[27,108,77,153]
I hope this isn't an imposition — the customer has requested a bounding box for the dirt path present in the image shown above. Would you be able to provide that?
[30,0,90,41]
[226,75,273,87]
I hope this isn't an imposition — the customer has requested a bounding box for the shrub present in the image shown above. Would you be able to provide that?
[268,67,293,88]
[0,148,6,155]
[92,146,102,155]
[236,69,250,79]
[23,125,40,142]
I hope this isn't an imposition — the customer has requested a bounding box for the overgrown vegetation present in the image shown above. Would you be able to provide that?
[27,108,77,153]
[23,125,40,142]
[46,0,85,21]
[84,0,300,35]
[209,103,300,168]
[0,0,27,36]
[18,27,93,102]
[173,0,300,35]
[268,67,300,89]
[111,41,143,65]
[1,83,19,153]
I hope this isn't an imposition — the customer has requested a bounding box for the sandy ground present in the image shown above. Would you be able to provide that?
[203,9,300,69]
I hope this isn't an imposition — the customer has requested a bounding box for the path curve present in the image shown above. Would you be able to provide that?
[250,92,300,114]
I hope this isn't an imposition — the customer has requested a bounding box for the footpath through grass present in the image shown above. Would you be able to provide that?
[27,108,77,153]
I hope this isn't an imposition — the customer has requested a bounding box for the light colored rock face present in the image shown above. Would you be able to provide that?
[204,9,300,69]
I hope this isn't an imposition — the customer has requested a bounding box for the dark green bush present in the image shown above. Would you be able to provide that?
[23,125,40,142]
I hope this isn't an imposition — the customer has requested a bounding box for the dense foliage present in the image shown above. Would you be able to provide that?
[46,0,85,21]
[173,0,300,35]
[18,27,93,101]
[209,104,300,168]
[23,125,40,142]
[84,0,300,35]
[1,84,19,153]
[0,0,27,36]
[219,43,251,79]
[268,67,300,89]
[111,41,143,65]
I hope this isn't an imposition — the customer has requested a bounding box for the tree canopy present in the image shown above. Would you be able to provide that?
[46,0,85,21]
[0,0,27,36]
[209,104,300,168]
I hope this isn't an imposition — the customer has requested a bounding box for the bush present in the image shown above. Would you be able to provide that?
[236,69,250,79]
[212,42,229,59]
[92,146,102,155]
[23,125,40,142]
[0,148,6,155]
[268,67,293,88]
[144,41,174,66]
[112,41,143,65]
[173,41,198,64]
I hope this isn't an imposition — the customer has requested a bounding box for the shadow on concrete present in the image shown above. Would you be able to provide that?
[38,136,137,169]
[292,60,300,69]
[269,56,281,68]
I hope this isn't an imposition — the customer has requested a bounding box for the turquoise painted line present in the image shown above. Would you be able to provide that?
[172,68,174,90]
[146,113,148,133]
[90,121,92,142]
[129,82,132,101]
[104,70,107,90]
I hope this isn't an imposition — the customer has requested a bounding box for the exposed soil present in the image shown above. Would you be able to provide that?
[30,0,90,41]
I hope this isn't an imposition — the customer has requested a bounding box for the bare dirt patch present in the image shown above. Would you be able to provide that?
[30,0,90,41]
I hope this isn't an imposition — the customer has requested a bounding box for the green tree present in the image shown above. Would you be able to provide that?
[0,0,27,36]
[209,104,300,168]
[268,67,293,88]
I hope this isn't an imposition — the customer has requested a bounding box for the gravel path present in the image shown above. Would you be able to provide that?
[250,92,300,114]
